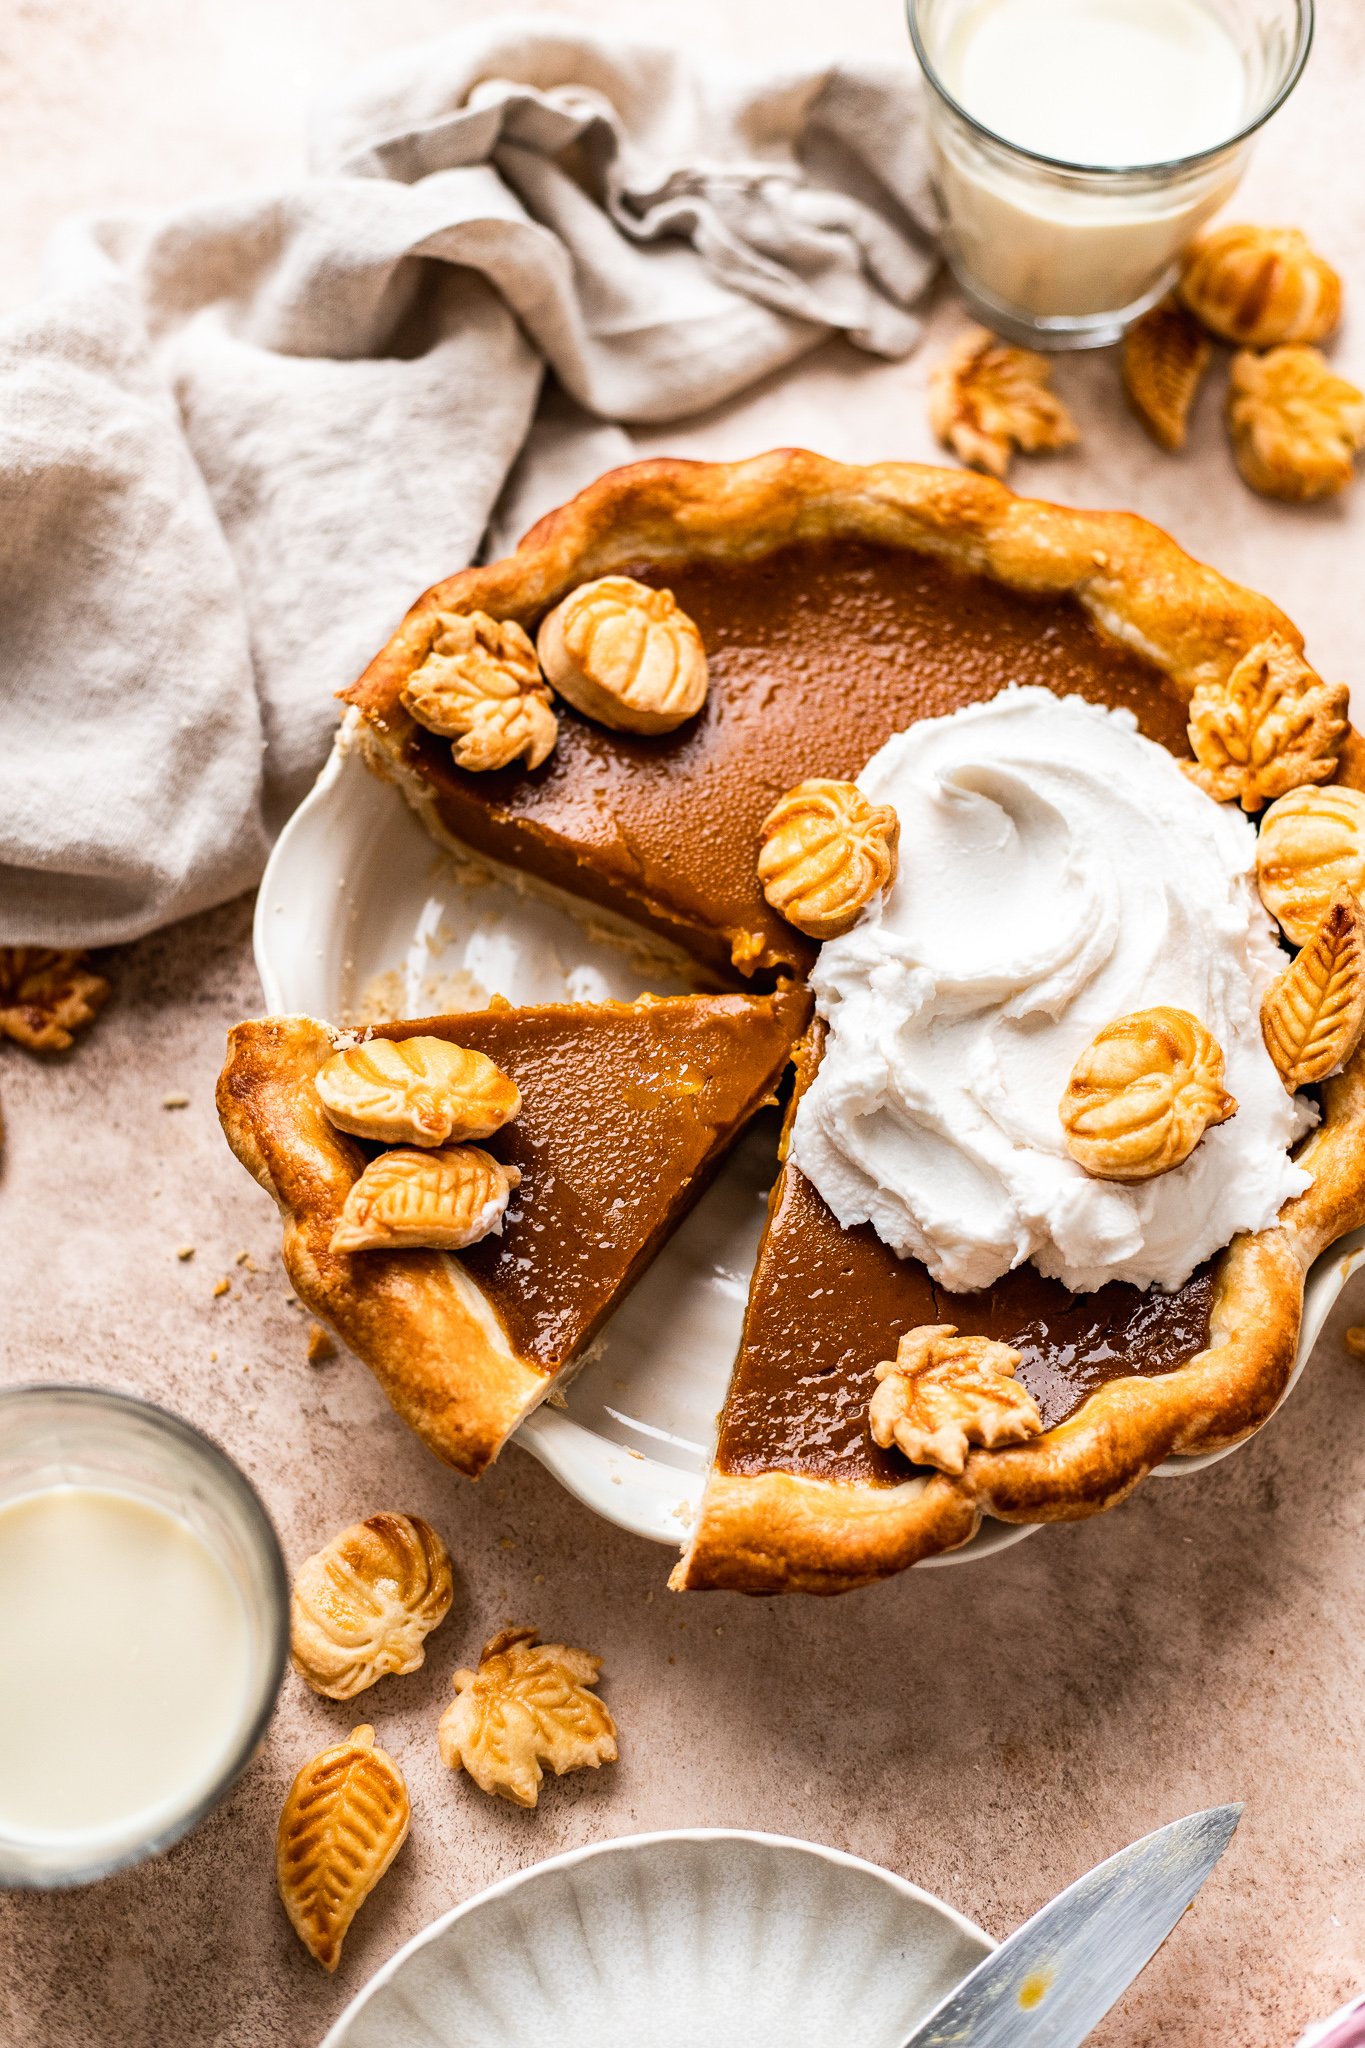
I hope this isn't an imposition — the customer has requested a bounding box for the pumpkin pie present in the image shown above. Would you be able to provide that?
[304,454,1365,1585]
[217,989,808,1475]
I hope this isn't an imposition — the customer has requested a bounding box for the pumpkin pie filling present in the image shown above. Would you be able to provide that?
[354,539,1192,981]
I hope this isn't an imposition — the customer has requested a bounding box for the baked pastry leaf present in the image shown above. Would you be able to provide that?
[1185,636,1348,812]
[1261,888,1365,1092]
[316,1035,520,1147]
[757,778,900,939]
[276,1724,410,1971]
[538,576,708,734]
[291,1511,454,1700]
[870,1325,1040,1476]
[330,1145,520,1255]
[929,328,1078,479]
[401,610,557,772]
[0,948,109,1052]
[1256,785,1365,945]
[1180,225,1342,348]
[438,1626,617,1808]
[1228,347,1365,503]
[1059,1006,1236,1182]
[1121,297,1211,451]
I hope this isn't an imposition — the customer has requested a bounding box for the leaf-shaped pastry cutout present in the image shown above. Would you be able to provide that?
[869,1324,1040,1476]
[437,1627,618,1808]
[0,948,110,1052]
[291,1512,454,1700]
[1179,225,1342,348]
[757,778,900,940]
[928,328,1078,479]
[401,609,557,772]
[1059,1006,1237,1182]
[537,577,708,734]
[276,1725,409,1971]
[1256,785,1365,945]
[1185,637,1348,813]
[315,1036,520,1147]
[330,1145,520,1255]
[1227,346,1365,503]
[1121,297,1211,451]
[1261,888,1365,1091]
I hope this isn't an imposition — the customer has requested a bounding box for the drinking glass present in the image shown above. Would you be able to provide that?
[908,0,1314,348]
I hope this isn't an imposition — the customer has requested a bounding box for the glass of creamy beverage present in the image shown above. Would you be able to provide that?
[0,1385,288,1886]
[908,0,1314,347]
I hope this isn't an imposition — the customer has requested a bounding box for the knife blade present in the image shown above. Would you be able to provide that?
[902,1804,1241,2048]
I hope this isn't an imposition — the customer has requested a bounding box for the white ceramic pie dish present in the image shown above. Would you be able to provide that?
[256,729,1365,1562]
[320,1829,994,2048]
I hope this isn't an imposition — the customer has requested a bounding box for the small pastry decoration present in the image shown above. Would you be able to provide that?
[1060,1007,1237,1183]
[1121,297,1211,451]
[401,610,558,772]
[276,1725,410,1972]
[1184,637,1348,813]
[316,1036,520,1148]
[291,1512,454,1701]
[757,778,900,940]
[330,1146,520,1255]
[537,576,708,734]
[869,1325,1042,1477]
[437,1626,618,1809]
[1179,225,1342,349]
[1227,346,1365,502]
[928,328,1078,480]
[0,947,109,1052]
[1256,785,1365,945]
[1261,889,1365,1093]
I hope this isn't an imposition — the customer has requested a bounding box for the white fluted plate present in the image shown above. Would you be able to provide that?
[260,735,1365,1563]
[321,1830,993,2048]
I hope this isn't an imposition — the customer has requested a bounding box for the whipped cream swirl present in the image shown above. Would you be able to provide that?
[789,687,1314,1294]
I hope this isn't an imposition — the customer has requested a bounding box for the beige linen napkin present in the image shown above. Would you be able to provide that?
[0,15,938,946]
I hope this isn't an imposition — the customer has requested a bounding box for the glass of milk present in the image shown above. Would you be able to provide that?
[909,0,1314,346]
[0,1385,288,1887]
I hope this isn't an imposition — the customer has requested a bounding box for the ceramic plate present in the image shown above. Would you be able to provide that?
[321,1829,994,2048]
[257,731,1365,1558]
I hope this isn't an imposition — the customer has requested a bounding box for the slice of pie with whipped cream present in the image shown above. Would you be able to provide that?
[677,680,1365,1592]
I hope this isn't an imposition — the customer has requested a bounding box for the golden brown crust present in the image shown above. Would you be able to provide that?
[216,1015,548,1478]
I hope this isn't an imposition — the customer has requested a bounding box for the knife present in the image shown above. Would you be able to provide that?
[901,1804,1241,2047]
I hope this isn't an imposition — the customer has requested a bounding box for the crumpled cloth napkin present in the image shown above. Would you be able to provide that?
[0,16,938,946]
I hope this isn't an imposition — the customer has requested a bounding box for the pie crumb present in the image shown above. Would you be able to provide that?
[306,1322,336,1365]
[213,1277,231,1299]
[162,1091,190,1109]
[176,1244,195,1261]
[1345,1326,1365,1358]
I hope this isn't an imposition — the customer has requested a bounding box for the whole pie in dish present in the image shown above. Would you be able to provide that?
[239,451,1365,1592]
[217,991,808,1475]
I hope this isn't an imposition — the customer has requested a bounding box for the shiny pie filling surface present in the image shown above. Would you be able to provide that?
[403,541,1217,1482]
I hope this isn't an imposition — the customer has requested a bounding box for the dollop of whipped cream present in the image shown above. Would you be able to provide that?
[788,686,1315,1294]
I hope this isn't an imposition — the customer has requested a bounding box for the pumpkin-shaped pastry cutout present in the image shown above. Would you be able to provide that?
[330,1146,520,1255]
[537,577,708,734]
[869,1325,1041,1477]
[1256,785,1365,945]
[276,1725,410,1971]
[316,1036,520,1148]
[291,1512,454,1700]
[1261,889,1365,1092]
[1179,225,1342,349]
[758,779,900,941]
[401,610,557,772]
[1184,637,1348,813]
[438,1626,618,1809]
[1060,1007,1237,1183]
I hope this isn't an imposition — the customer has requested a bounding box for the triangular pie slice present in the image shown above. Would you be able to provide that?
[218,989,809,1476]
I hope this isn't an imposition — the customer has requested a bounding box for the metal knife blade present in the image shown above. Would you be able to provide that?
[902,1804,1241,2048]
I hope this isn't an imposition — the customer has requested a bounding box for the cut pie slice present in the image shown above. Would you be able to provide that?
[217,989,809,1476]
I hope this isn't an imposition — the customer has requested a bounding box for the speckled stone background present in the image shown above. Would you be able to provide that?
[4,4,1365,2045]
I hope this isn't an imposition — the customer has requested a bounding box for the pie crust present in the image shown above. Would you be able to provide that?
[319,453,1365,1587]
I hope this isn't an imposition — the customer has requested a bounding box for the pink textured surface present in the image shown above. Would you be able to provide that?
[3,4,1365,2047]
